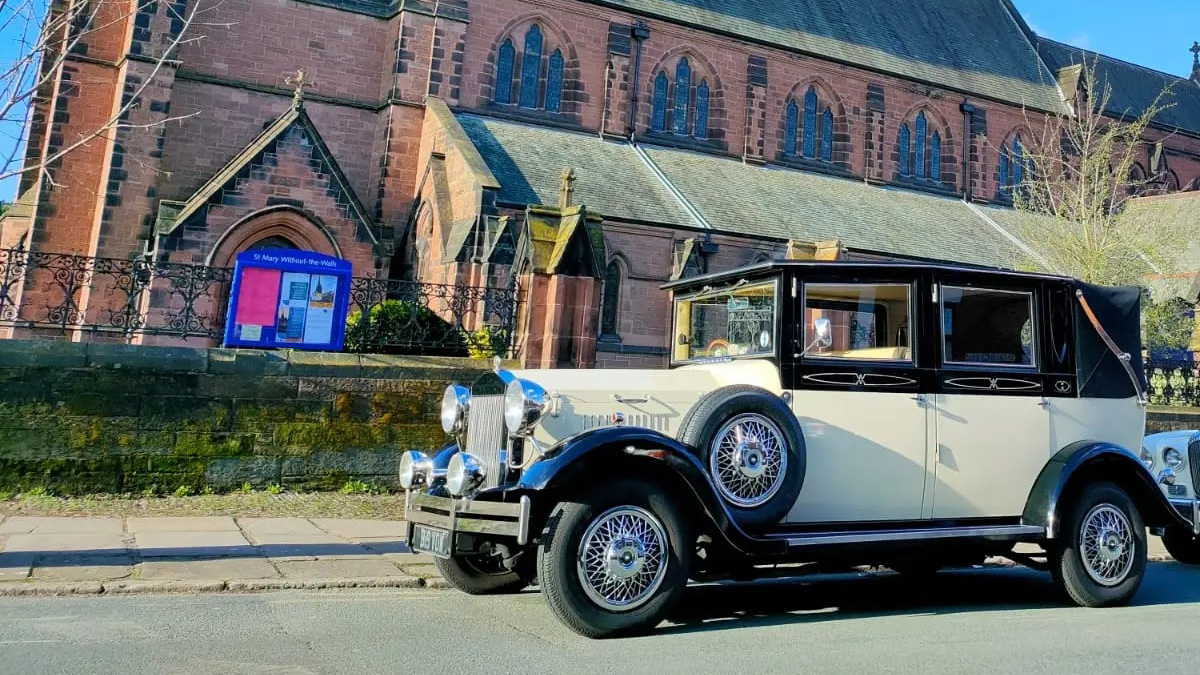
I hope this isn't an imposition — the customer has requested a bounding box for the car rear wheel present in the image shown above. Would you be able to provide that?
[1051,482,1147,607]
[1161,526,1200,564]
[537,479,691,639]
[435,552,534,595]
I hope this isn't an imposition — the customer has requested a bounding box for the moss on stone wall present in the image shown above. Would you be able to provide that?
[0,341,485,494]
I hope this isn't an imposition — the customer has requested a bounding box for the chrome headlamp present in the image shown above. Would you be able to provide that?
[504,378,549,437]
[1139,446,1155,470]
[398,450,433,490]
[446,452,486,496]
[1164,447,1186,470]
[440,385,470,435]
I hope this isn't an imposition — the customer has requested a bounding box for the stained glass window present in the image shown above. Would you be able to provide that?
[652,71,668,132]
[999,147,1011,192]
[673,57,692,135]
[898,124,911,176]
[915,112,927,179]
[930,131,942,182]
[545,49,564,113]
[519,25,543,109]
[802,87,817,158]
[820,107,833,162]
[495,39,515,104]
[694,80,709,139]
[784,99,798,156]
[601,262,621,336]
[1013,135,1024,187]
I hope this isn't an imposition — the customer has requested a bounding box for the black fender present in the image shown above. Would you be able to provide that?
[1023,441,1188,538]
[517,426,786,557]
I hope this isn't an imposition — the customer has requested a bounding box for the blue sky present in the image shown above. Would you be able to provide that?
[2,1,1200,202]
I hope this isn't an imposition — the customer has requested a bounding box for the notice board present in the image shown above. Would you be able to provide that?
[222,249,353,351]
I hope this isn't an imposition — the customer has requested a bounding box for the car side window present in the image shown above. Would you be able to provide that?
[802,283,912,362]
[941,286,1036,368]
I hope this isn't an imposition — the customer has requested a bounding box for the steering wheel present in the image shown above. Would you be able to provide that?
[706,339,733,357]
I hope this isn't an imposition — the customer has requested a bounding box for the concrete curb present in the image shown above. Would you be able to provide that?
[0,575,435,597]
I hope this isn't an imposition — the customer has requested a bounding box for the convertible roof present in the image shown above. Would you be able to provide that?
[660,259,1073,291]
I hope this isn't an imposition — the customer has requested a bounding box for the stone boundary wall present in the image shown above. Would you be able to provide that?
[1147,406,1200,434]
[0,340,493,494]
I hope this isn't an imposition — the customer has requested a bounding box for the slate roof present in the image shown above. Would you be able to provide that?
[457,113,1028,269]
[1037,38,1200,136]
[1118,193,1200,301]
[579,0,1065,113]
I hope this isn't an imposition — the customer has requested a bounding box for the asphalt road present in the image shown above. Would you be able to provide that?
[1,563,1198,675]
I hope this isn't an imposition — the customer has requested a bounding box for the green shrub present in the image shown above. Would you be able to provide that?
[200,486,215,496]
[343,300,468,356]
[238,482,254,494]
[266,483,283,495]
[340,479,370,495]
[173,485,192,498]
[467,326,511,359]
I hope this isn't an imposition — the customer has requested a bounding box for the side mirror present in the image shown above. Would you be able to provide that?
[813,318,833,349]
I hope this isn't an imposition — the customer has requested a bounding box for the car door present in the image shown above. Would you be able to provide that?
[930,276,1052,519]
[786,273,934,523]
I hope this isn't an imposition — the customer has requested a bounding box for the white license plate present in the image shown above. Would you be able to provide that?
[411,524,452,558]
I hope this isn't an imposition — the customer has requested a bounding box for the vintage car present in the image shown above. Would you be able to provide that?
[399,260,1199,638]
[1141,429,1200,563]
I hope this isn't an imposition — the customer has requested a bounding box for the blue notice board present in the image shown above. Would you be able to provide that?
[223,249,353,351]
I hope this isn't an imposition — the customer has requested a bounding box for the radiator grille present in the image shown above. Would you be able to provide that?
[1189,433,1200,496]
[465,394,507,490]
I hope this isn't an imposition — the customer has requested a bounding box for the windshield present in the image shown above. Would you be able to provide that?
[672,280,778,362]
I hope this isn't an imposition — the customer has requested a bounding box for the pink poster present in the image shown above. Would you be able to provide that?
[235,267,282,326]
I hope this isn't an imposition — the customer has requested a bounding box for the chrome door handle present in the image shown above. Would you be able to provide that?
[1037,397,1050,408]
[911,394,926,404]
[613,394,650,404]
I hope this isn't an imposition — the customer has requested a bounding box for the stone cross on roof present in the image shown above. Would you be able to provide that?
[559,168,576,210]
[285,69,315,108]
[1191,42,1200,82]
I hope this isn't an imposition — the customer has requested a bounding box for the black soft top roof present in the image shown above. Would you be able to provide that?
[660,260,1073,292]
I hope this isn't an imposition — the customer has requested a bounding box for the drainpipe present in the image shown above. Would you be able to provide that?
[960,99,975,201]
[627,21,651,140]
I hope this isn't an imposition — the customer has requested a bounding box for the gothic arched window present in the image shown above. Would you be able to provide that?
[898,123,911,177]
[519,25,543,109]
[673,57,692,135]
[930,131,942,182]
[495,39,515,104]
[999,147,1011,191]
[694,80,710,140]
[600,262,622,337]
[545,49,564,113]
[784,99,799,156]
[802,86,817,159]
[915,112,928,179]
[1012,135,1024,187]
[820,107,834,163]
[652,71,668,132]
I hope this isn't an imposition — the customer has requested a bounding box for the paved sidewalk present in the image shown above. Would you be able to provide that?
[0,514,443,596]
[0,514,1174,597]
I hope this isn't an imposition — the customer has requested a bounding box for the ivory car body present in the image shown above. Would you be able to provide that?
[400,260,1199,638]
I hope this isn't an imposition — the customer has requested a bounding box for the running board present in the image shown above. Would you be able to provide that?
[784,525,1046,548]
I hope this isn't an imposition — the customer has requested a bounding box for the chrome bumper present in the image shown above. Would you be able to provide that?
[1170,499,1200,536]
[404,491,532,546]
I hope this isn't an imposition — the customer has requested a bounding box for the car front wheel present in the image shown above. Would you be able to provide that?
[1051,482,1147,607]
[537,479,692,639]
[1161,526,1200,564]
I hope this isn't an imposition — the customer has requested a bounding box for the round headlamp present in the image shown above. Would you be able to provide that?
[440,385,470,435]
[446,452,486,496]
[398,450,433,490]
[1164,447,1185,470]
[1139,446,1155,470]
[504,378,549,437]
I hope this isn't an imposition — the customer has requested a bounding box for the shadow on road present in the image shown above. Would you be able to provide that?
[660,563,1200,635]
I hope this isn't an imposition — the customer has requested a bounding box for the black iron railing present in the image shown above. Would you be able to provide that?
[0,247,518,356]
[1146,360,1199,408]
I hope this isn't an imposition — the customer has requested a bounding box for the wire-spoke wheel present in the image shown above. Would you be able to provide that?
[538,480,691,639]
[1052,481,1147,608]
[709,414,788,508]
[1079,504,1135,586]
[577,507,669,611]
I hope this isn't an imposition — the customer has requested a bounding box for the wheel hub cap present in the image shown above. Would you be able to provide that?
[710,414,788,508]
[577,506,669,612]
[1080,504,1135,587]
